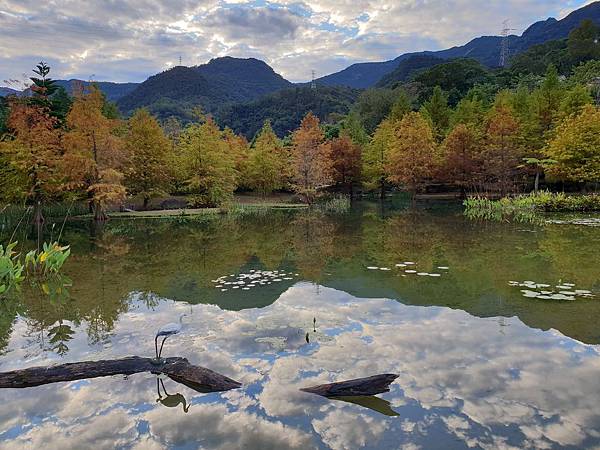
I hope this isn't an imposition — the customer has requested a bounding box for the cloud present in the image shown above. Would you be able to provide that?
[0,0,594,83]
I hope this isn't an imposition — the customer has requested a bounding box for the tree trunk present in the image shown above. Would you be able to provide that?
[93,202,108,221]
[300,374,398,398]
[534,170,540,194]
[143,196,149,210]
[0,356,242,392]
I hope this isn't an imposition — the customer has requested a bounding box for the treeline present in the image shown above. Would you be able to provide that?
[1,22,599,221]
[0,63,359,221]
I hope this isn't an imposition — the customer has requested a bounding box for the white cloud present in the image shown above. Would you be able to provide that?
[0,0,592,83]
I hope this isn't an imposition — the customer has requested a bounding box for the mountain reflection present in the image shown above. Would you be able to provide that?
[1,284,599,449]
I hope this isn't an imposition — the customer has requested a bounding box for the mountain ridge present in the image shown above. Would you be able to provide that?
[316,1,600,88]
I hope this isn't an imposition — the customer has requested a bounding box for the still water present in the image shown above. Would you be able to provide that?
[1,202,599,449]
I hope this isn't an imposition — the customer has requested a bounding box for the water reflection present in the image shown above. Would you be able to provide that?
[156,378,190,413]
[1,284,599,449]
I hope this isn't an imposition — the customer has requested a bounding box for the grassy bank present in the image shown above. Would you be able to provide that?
[464,192,600,222]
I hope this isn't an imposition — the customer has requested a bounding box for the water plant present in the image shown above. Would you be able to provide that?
[464,192,600,223]
[24,242,71,277]
[316,195,351,214]
[0,242,25,295]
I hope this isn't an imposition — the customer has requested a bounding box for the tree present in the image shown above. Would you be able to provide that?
[545,105,600,184]
[420,86,451,142]
[0,99,63,223]
[63,86,126,220]
[223,127,250,188]
[329,135,362,196]
[483,101,523,195]
[386,112,439,198]
[124,109,172,209]
[245,120,289,196]
[451,96,485,128]
[363,118,395,199]
[178,116,237,207]
[568,19,600,65]
[441,124,483,196]
[290,113,332,204]
[28,62,71,123]
[340,110,369,146]
[559,85,593,119]
[0,97,8,136]
[388,90,412,121]
[354,88,397,134]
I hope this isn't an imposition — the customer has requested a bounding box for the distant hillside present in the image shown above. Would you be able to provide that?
[317,1,600,88]
[0,87,20,97]
[55,80,138,102]
[217,85,360,138]
[376,55,445,88]
[117,57,292,120]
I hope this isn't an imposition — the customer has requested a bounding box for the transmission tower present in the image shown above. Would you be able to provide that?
[179,55,182,66]
[500,20,516,67]
[311,70,316,90]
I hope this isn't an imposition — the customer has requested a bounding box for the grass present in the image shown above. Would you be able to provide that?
[464,192,600,223]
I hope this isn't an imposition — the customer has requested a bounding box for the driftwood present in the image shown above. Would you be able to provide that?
[0,356,241,392]
[300,374,398,398]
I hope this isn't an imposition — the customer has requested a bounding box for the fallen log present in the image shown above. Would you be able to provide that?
[300,374,398,398]
[0,356,242,392]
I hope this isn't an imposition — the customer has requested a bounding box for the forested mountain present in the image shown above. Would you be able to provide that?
[117,57,292,120]
[376,55,445,88]
[0,87,20,97]
[317,1,600,88]
[54,80,138,102]
[217,85,360,138]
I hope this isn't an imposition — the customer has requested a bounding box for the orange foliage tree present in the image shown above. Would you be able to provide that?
[0,100,64,223]
[386,112,439,198]
[63,86,126,220]
[329,135,361,196]
[441,124,483,196]
[483,102,523,195]
[291,113,332,204]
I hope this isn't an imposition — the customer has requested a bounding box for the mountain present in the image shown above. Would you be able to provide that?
[375,55,445,88]
[217,85,360,138]
[317,1,600,88]
[117,57,292,120]
[54,80,138,102]
[0,87,20,97]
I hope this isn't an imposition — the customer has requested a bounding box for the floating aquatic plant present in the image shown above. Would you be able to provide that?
[213,269,298,292]
[508,280,595,301]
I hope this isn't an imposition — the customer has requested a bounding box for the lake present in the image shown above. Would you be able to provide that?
[1,201,599,449]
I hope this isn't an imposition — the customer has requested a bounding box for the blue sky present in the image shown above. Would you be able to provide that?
[0,0,595,85]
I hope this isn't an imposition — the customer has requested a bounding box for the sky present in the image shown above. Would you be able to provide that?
[0,0,595,86]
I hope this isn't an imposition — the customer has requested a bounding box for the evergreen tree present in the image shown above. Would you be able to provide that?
[420,86,451,142]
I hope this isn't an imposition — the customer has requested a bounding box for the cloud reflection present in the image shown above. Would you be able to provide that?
[1,283,600,449]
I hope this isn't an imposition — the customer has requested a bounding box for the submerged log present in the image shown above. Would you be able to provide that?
[300,374,398,398]
[0,356,241,392]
